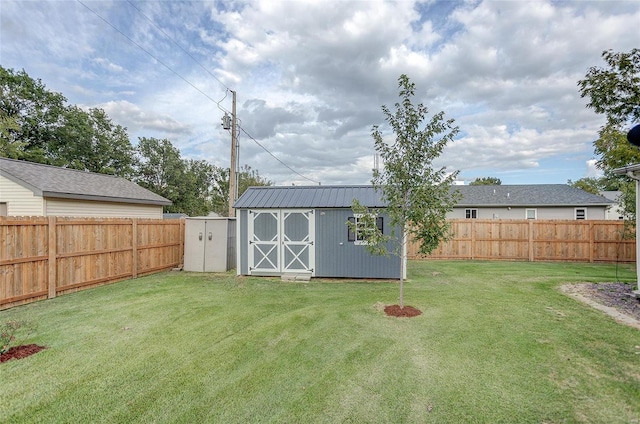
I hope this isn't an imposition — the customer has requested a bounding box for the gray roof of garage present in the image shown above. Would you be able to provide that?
[234,184,612,209]
[0,157,171,206]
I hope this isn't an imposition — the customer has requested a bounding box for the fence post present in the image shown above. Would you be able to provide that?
[528,220,534,262]
[48,216,57,299]
[132,218,138,279]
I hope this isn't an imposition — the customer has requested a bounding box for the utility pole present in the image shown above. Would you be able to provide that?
[228,90,237,217]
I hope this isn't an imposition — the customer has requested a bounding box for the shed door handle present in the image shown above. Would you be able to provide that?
[199,232,203,241]
[208,232,212,241]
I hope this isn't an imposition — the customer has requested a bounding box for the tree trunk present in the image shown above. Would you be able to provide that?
[399,224,405,308]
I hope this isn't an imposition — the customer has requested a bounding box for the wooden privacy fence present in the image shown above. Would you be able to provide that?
[1,217,184,310]
[408,219,636,263]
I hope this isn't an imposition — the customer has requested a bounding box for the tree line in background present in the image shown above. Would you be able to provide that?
[0,66,270,216]
[469,176,502,185]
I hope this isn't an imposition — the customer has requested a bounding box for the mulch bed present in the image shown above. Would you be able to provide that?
[384,304,422,317]
[1,344,46,363]
[577,283,640,321]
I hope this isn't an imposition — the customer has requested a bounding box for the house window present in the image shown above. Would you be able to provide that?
[575,208,586,220]
[465,209,478,219]
[0,203,6,217]
[348,214,383,245]
[526,209,537,219]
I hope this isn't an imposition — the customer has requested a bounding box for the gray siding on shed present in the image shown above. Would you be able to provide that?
[314,209,399,279]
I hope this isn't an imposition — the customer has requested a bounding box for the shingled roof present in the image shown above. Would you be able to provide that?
[234,184,612,209]
[454,184,613,207]
[0,158,171,206]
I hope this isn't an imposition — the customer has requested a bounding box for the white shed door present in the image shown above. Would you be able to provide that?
[248,211,280,273]
[248,209,315,275]
[281,210,315,274]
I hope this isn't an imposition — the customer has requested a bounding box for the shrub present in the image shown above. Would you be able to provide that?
[0,320,36,354]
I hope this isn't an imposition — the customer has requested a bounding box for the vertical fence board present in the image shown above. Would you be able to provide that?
[48,216,56,299]
[132,219,138,279]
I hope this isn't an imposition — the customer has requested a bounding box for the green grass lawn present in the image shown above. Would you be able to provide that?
[1,261,639,423]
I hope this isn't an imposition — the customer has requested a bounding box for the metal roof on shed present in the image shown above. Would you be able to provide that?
[234,185,386,208]
[234,184,613,209]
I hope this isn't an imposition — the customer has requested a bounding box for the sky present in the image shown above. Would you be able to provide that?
[1,0,638,186]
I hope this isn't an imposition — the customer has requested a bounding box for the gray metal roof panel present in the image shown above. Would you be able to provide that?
[234,185,386,209]
[0,157,172,206]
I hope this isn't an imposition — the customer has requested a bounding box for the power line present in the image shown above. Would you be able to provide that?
[78,0,320,185]
[125,2,232,118]
[126,0,232,114]
[77,0,228,111]
[239,126,320,185]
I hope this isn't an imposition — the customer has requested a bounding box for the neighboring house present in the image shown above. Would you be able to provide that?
[599,191,626,220]
[450,184,613,220]
[233,185,401,279]
[0,157,171,218]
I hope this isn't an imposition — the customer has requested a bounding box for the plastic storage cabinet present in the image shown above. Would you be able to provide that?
[183,217,236,272]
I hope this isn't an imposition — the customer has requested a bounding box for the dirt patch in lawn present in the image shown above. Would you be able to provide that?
[384,304,423,318]
[560,283,640,330]
[1,344,47,363]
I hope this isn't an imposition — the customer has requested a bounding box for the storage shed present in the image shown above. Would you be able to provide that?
[233,185,400,279]
[184,217,236,272]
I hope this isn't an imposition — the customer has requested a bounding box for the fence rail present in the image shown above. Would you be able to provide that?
[1,217,184,310]
[408,219,636,263]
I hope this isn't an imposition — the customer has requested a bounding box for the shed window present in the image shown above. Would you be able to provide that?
[575,208,586,220]
[348,215,383,245]
[526,209,537,219]
[465,209,478,219]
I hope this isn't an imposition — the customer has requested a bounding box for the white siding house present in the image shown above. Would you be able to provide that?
[0,158,171,218]
[599,191,627,220]
[448,185,613,220]
[0,173,44,215]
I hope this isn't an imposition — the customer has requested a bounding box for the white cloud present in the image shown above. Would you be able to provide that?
[92,58,124,73]
[585,159,602,179]
[94,100,192,135]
